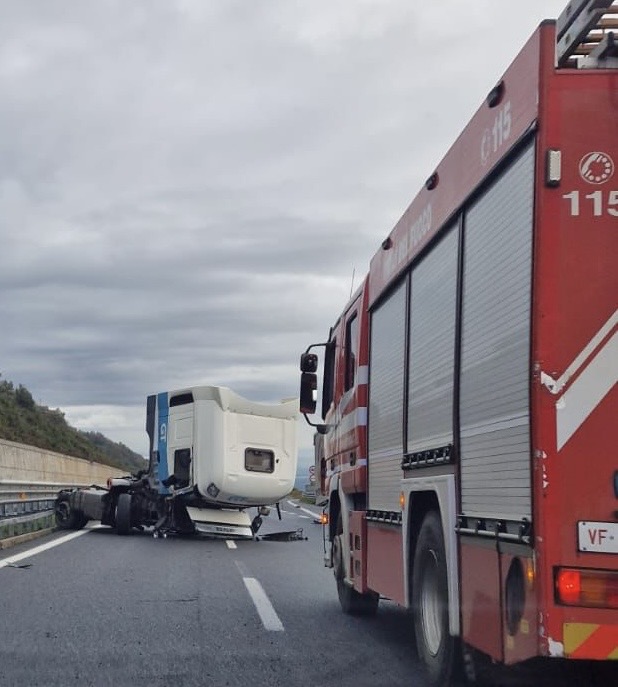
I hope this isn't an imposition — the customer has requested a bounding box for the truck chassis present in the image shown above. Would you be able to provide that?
[54,474,284,540]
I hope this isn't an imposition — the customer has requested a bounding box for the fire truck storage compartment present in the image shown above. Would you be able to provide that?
[368,280,406,512]
[407,226,458,457]
[367,140,535,518]
[459,140,534,522]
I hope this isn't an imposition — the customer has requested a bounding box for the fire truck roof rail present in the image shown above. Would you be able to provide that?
[556,0,618,66]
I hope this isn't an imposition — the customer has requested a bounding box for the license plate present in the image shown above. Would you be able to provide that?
[578,521,618,554]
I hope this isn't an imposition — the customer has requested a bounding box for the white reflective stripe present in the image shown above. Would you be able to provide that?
[327,463,342,476]
[357,366,369,385]
[339,370,369,413]
[338,406,368,435]
[542,309,617,395]
[326,459,366,473]
[557,329,617,450]
[357,406,367,425]
[339,387,354,414]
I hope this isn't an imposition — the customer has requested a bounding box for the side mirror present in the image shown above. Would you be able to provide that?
[300,352,318,373]
[300,372,318,414]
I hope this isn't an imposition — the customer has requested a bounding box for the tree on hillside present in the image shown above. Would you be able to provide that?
[15,385,35,410]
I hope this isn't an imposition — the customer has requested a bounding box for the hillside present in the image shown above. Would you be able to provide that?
[0,376,147,474]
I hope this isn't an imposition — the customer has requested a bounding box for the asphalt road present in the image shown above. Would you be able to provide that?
[0,502,616,687]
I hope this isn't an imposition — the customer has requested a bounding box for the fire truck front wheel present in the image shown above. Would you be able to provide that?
[334,515,379,616]
[412,510,461,686]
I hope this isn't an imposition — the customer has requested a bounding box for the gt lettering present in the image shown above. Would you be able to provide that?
[562,190,618,217]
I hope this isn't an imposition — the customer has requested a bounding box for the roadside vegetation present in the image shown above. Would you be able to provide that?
[0,375,147,474]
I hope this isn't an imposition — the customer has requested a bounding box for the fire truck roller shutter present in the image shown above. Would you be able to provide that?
[407,226,458,455]
[459,140,535,521]
[368,281,406,512]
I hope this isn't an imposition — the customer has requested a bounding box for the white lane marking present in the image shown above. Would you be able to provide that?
[243,577,284,631]
[285,500,319,519]
[226,540,237,549]
[298,515,310,520]
[0,526,99,569]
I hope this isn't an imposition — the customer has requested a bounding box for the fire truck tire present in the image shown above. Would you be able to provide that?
[334,514,379,616]
[412,510,461,686]
[115,493,132,535]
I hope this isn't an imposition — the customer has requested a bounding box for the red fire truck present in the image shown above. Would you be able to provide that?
[300,2,618,684]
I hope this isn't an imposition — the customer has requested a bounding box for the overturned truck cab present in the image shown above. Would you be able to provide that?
[55,385,299,539]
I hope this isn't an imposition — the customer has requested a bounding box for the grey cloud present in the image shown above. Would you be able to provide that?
[0,0,567,451]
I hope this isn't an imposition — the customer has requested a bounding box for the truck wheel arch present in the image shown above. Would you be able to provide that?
[402,475,459,637]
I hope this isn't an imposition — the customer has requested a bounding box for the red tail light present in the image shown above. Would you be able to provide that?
[556,568,618,609]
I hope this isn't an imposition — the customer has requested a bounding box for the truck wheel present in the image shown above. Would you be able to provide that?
[116,493,132,535]
[55,497,88,530]
[334,514,379,616]
[412,510,460,686]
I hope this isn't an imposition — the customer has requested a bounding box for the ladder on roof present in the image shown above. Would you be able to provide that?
[556,0,618,67]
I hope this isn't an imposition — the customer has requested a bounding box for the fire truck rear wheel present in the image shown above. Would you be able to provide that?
[115,493,132,535]
[334,514,379,616]
[412,510,461,686]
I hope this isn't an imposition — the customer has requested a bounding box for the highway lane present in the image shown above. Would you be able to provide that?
[0,503,418,687]
[1,503,615,687]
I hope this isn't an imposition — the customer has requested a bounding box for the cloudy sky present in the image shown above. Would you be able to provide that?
[0,0,567,463]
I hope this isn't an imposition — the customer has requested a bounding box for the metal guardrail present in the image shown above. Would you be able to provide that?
[0,480,96,519]
[0,478,94,494]
[0,480,99,545]
[0,511,55,544]
[0,497,56,519]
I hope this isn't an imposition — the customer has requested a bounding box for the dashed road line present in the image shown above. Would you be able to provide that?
[226,540,237,549]
[243,577,284,631]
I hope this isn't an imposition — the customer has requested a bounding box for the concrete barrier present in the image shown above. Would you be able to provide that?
[0,438,126,486]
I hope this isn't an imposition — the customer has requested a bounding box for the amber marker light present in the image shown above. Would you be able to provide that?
[556,568,618,609]
[525,558,535,590]
[320,512,329,526]
[399,492,405,510]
